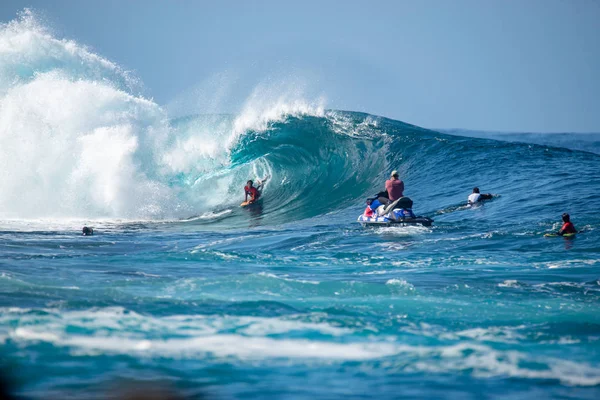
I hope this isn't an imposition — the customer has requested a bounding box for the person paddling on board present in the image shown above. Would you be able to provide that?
[467,187,494,205]
[558,213,577,236]
[385,170,404,201]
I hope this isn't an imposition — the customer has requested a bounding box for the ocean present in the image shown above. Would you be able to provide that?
[1,10,599,400]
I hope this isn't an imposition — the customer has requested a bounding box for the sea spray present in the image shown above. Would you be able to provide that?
[0,11,331,221]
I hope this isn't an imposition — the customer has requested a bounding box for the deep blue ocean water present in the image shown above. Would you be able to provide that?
[1,10,599,400]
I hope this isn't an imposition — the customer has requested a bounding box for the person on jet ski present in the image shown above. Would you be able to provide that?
[369,189,414,211]
[468,187,493,205]
[385,170,404,201]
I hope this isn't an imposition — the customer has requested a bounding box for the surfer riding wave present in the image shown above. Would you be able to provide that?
[243,176,270,206]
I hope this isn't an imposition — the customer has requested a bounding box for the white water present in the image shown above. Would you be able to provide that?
[0,10,325,220]
[4,306,600,386]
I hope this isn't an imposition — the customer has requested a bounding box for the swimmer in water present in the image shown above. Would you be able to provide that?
[557,213,577,236]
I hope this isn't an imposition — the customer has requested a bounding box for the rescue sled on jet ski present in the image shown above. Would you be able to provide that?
[357,195,433,227]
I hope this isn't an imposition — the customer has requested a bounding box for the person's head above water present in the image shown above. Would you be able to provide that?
[473,187,480,194]
[562,213,570,222]
[390,170,399,179]
[246,180,253,187]
[82,226,93,236]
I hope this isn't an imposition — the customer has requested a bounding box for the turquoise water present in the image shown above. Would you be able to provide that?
[1,11,600,400]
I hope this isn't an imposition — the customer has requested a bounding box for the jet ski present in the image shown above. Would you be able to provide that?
[357,195,434,227]
[357,210,433,227]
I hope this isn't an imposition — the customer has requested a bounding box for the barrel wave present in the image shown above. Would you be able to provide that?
[2,11,599,227]
[0,11,386,222]
[0,10,434,224]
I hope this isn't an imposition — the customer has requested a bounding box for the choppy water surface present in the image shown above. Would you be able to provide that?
[1,10,599,400]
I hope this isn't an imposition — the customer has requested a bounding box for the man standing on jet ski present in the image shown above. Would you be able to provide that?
[359,170,432,226]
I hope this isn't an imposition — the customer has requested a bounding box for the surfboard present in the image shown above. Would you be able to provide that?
[544,233,576,238]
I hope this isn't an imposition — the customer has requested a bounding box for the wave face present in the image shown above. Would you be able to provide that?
[2,11,600,227]
[0,11,376,222]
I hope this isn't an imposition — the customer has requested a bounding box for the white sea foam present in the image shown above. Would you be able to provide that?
[0,11,328,221]
[14,329,399,360]
[390,258,434,268]
[453,326,527,343]
[9,319,600,386]
[0,11,184,220]
[3,307,352,341]
[361,270,393,275]
[498,280,520,288]
[533,259,600,270]
[326,111,382,138]
[385,279,415,291]
[257,272,320,285]
[375,225,432,236]
[4,306,600,385]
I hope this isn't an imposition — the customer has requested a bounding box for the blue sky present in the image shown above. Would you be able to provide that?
[1,0,599,132]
